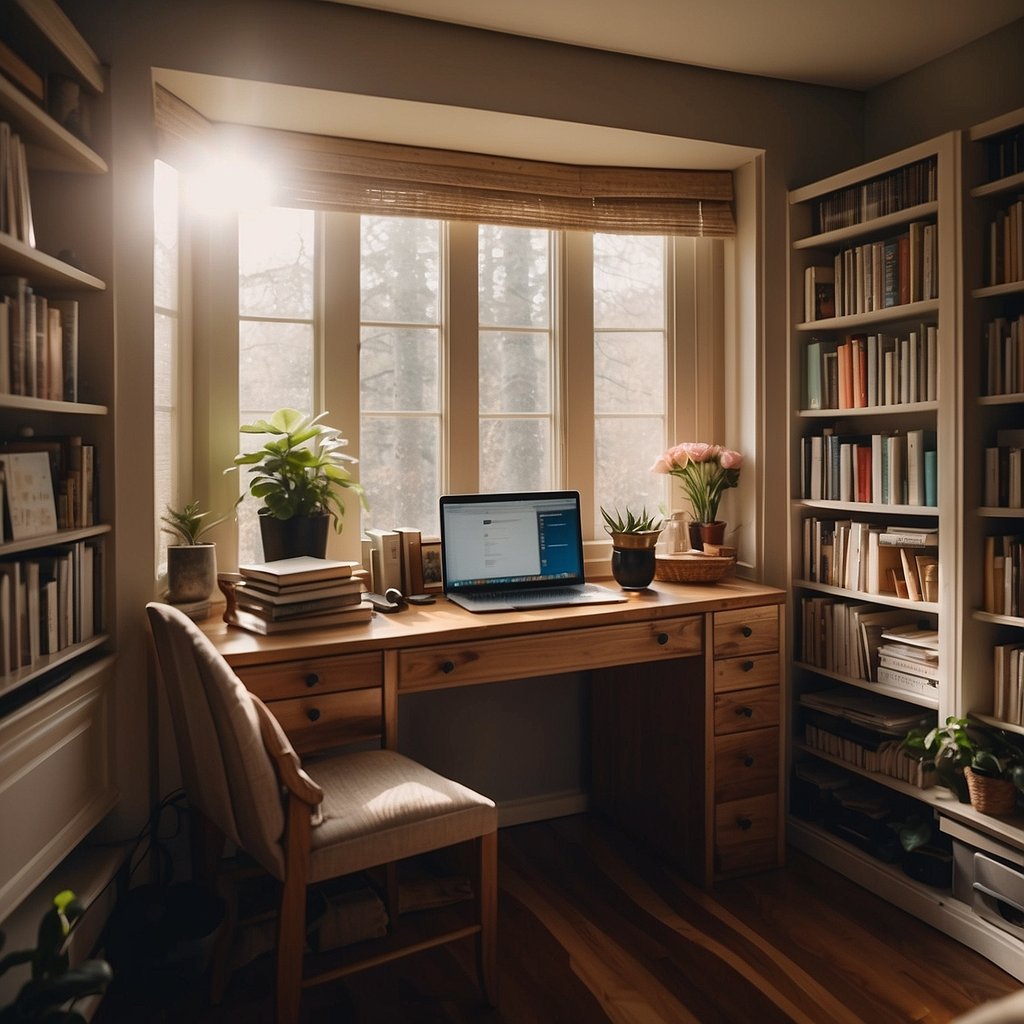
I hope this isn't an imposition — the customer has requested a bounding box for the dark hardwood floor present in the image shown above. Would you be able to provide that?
[94,814,1020,1023]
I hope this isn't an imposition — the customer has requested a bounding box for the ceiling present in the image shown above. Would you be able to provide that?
[327,0,1024,91]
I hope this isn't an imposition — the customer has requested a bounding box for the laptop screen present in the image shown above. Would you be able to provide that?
[439,491,587,594]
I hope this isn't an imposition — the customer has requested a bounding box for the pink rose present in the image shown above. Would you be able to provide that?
[682,442,717,463]
[650,455,673,473]
[719,448,743,469]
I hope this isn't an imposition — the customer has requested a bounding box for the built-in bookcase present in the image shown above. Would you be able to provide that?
[963,108,1024,743]
[0,0,117,936]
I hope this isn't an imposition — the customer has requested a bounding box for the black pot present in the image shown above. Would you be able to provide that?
[260,513,330,561]
[611,545,657,589]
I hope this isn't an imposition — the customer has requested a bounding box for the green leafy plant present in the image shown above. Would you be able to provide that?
[227,408,367,533]
[600,506,663,536]
[160,500,224,545]
[0,890,112,1023]
[902,716,1024,803]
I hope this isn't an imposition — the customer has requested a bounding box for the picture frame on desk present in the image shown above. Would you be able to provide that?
[420,537,442,592]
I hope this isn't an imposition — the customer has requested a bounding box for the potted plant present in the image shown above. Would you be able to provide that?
[161,500,224,604]
[902,716,1024,813]
[650,442,742,549]
[601,506,663,589]
[227,408,367,561]
[0,889,112,1023]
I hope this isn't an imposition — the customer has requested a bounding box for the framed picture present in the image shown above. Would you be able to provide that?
[420,537,443,592]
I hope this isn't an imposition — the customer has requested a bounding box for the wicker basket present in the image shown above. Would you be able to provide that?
[655,552,736,584]
[964,766,1018,816]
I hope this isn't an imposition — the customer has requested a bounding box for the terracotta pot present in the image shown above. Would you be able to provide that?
[697,521,727,548]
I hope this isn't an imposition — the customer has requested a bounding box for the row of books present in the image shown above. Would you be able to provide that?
[230,556,370,634]
[819,221,937,319]
[813,156,937,234]
[985,193,1024,287]
[986,126,1024,183]
[983,534,1023,618]
[984,314,1024,397]
[362,526,441,597]
[800,429,937,507]
[1,278,79,401]
[0,435,96,541]
[804,326,938,411]
[875,637,940,699]
[0,122,33,246]
[802,519,938,600]
[984,431,1024,508]
[799,593,936,685]
[0,539,103,680]
[994,643,1024,726]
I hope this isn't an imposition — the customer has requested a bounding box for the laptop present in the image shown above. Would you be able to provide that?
[439,490,627,613]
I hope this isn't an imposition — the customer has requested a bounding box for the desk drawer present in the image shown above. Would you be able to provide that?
[399,615,703,691]
[714,727,779,803]
[713,605,779,659]
[267,687,383,754]
[714,793,778,875]
[713,685,779,735]
[714,652,779,693]
[235,652,383,702]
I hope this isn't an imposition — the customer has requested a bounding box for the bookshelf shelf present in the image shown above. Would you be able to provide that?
[793,660,939,708]
[795,298,940,332]
[970,170,1024,200]
[0,395,107,416]
[794,498,938,516]
[0,633,109,701]
[0,522,109,559]
[791,201,939,250]
[793,578,939,613]
[973,281,1024,300]
[0,231,105,289]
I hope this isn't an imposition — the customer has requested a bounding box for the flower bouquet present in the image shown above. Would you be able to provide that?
[651,442,743,525]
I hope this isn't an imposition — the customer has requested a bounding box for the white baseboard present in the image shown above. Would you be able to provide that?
[497,790,589,828]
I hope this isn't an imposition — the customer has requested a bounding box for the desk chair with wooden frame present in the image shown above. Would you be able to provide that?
[146,602,498,1024]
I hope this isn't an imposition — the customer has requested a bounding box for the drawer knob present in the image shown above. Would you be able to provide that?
[305,673,320,688]
[737,706,754,718]
[741,625,753,638]
[306,707,321,723]
[656,632,669,646]
[737,816,753,831]
[440,660,456,674]
[743,755,755,767]
[741,660,754,672]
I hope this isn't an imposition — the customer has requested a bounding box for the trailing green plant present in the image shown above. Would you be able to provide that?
[227,408,367,533]
[600,506,663,536]
[901,716,1024,803]
[0,890,112,1023]
[160,500,224,545]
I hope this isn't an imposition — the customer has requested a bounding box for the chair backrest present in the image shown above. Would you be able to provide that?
[146,602,287,878]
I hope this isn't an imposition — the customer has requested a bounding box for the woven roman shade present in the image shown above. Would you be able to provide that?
[155,84,735,236]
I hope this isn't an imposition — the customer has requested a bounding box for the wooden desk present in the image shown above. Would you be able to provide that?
[202,578,785,887]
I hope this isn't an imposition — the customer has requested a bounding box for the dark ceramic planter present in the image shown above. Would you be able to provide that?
[611,545,657,590]
[260,513,330,562]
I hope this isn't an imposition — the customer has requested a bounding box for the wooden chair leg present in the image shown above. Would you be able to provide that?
[276,802,314,1024]
[476,831,498,1006]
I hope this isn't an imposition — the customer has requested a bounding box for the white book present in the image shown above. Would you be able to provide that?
[905,428,925,506]
[876,665,938,697]
[366,528,402,593]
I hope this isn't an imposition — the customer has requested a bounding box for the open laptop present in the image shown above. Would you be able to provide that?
[439,490,627,612]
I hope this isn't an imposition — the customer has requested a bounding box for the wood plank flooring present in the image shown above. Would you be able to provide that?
[94,814,1021,1023]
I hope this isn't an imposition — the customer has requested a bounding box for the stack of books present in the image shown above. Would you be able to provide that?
[875,624,939,699]
[231,556,371,633]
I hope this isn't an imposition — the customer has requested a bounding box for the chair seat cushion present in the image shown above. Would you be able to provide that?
[306,749,496,881]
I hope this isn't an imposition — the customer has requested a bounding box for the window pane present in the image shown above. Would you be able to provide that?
[479,331,549,413]
[360,417,440,534]
[153,161,179,310]
[595,416,665,528]
[478,225,549,327]
[480,419,551,492]
[593,234,665,329]
[594,331,665,413]
[360,326,439,412]
[239,321,314,416]
[361,217,439,323]
[239,208,314,318]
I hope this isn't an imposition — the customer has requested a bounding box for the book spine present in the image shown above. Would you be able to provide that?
[877,654,940,680]
[876,665,938,696]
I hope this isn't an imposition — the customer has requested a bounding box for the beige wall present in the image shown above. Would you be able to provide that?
[58,0,1022,830]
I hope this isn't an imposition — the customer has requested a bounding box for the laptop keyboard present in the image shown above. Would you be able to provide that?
[468,584,607,605]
